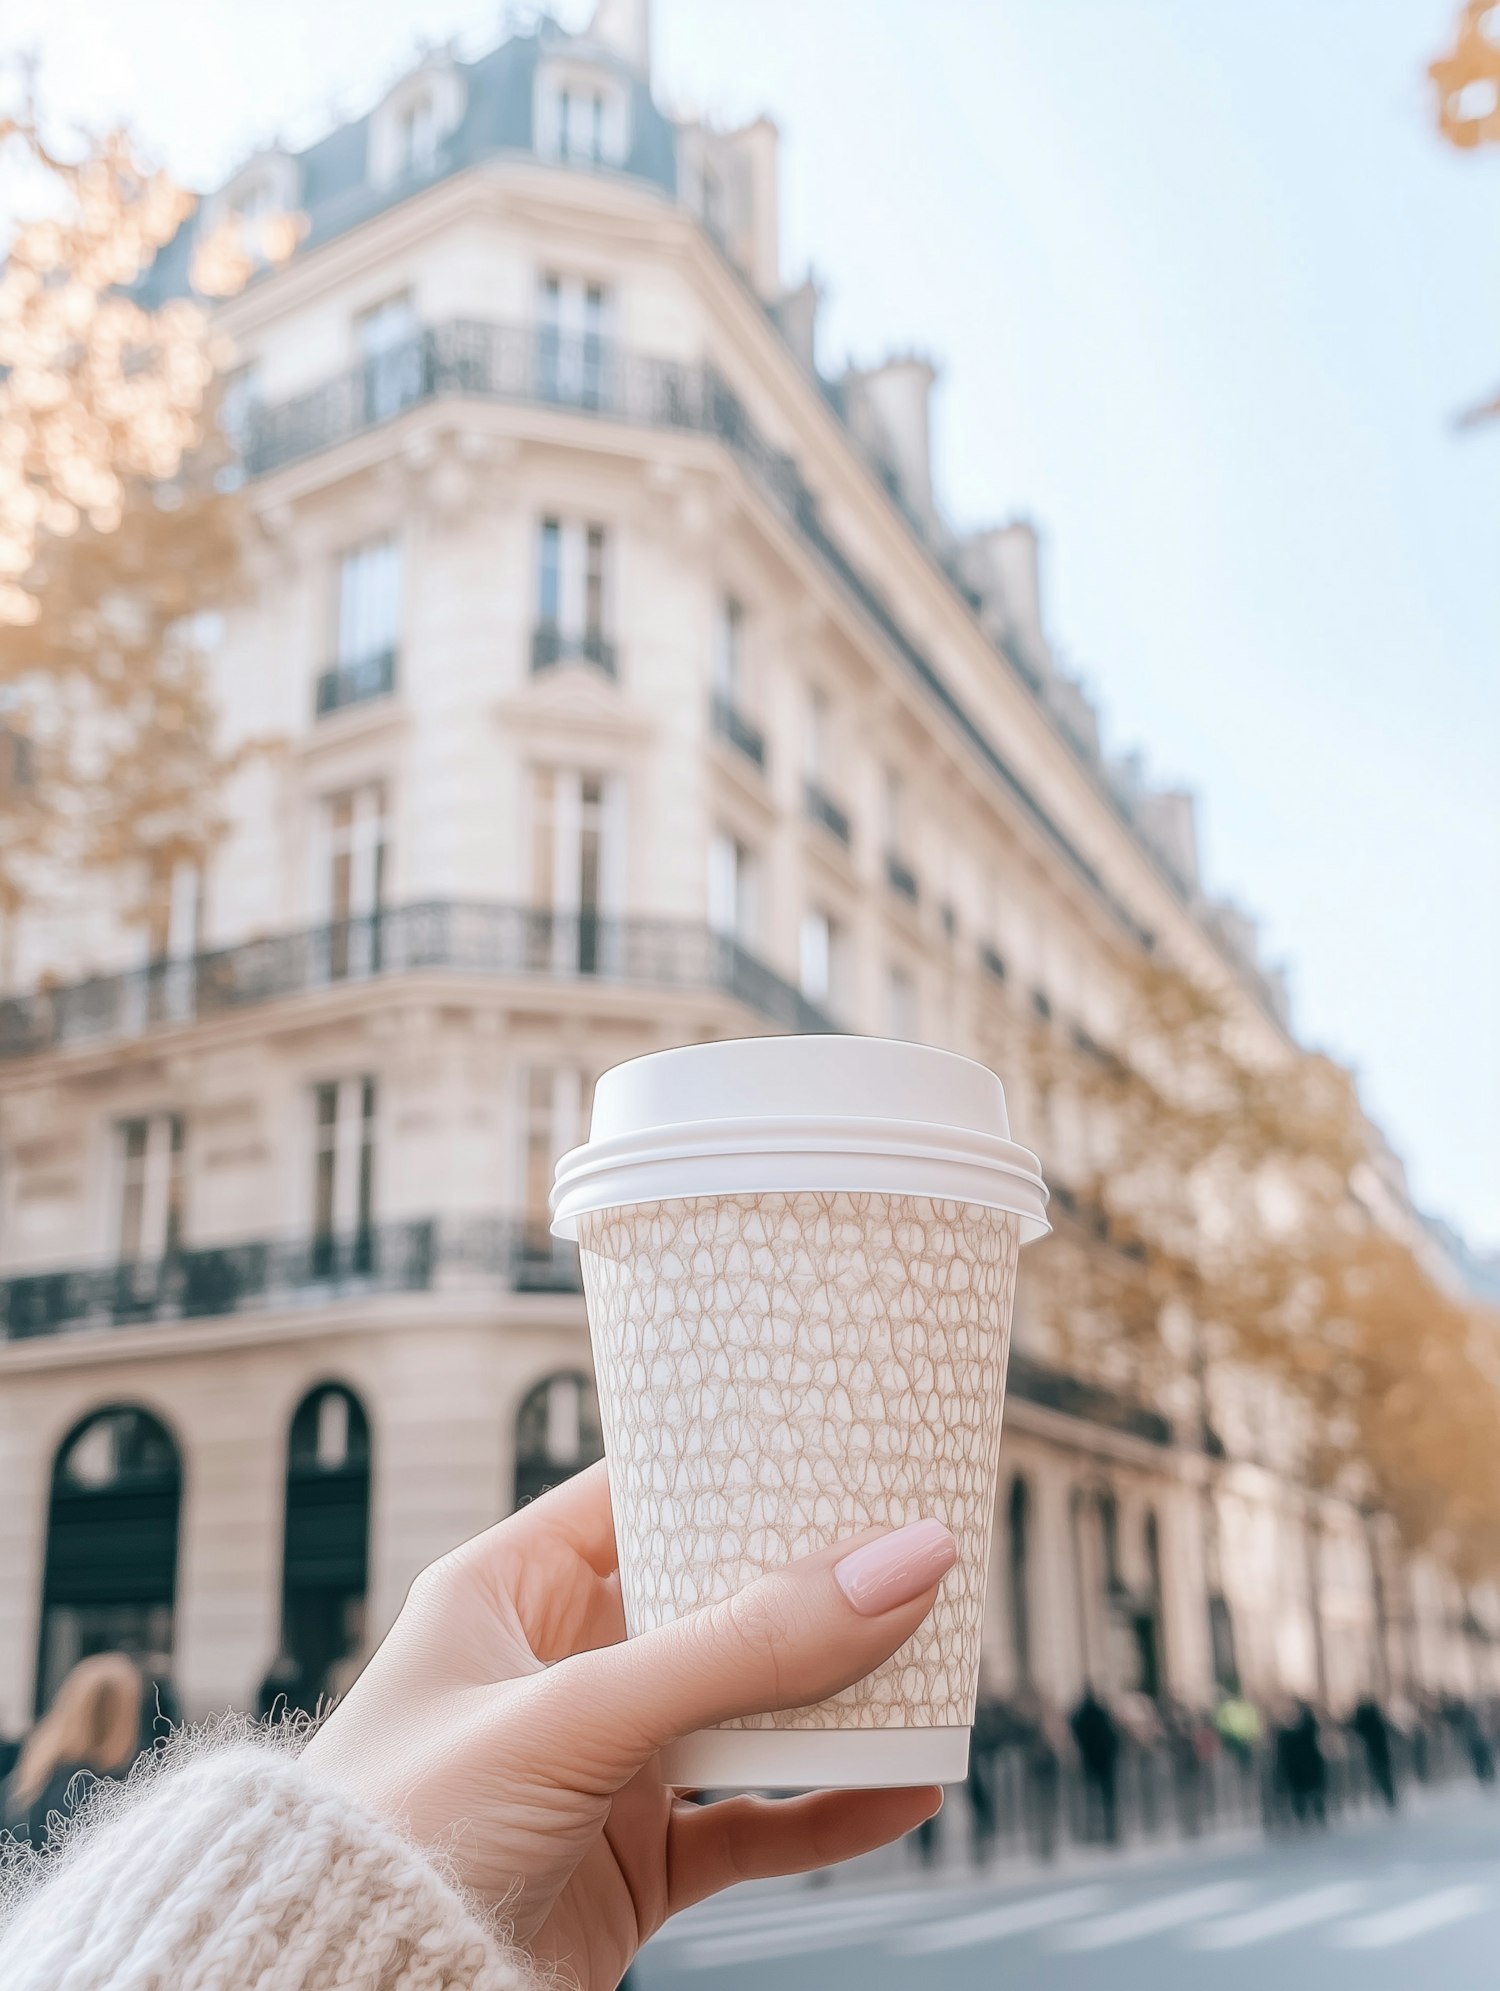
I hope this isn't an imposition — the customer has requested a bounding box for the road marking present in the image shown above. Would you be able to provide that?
[1053,1881,1251,1950]
[890,1884,1113,1954]
[1333,1884,1492,1950]
[670,1893,942,1967]
[666,1884,942,1940]
[1189,1882,1366,1949]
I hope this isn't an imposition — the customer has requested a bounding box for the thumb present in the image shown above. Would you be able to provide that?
[533,1518,958,1787]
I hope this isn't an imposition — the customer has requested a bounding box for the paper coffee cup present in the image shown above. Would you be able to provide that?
[551,1035,1047,1789]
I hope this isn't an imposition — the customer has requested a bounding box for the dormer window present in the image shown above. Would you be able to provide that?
[369,63,464,187]
[397,93,439,176]
[536,63,629,167]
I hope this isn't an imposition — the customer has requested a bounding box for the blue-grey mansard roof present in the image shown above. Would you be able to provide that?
[136,21,679,306]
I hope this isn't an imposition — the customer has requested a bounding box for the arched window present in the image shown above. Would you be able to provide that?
[281,1385,371,1706]
[514,1371,603,1509]
[1007,1475,1033,1688]
[39,1406,181,1714]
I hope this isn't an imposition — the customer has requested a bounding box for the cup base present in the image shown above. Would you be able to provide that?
[660,1724,971,1791]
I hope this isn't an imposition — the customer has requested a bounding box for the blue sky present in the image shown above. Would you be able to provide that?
[12,0,1497,1245]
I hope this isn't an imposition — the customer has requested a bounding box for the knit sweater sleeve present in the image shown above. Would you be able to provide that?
[0,1731,547,1991]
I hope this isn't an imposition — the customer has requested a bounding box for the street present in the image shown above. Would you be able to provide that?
[637,1786,1500,1989]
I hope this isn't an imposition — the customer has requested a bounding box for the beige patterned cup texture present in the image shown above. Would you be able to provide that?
[580,1190,1021,1787]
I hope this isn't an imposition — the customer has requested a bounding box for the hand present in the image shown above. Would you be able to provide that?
[303,1462,956,1989]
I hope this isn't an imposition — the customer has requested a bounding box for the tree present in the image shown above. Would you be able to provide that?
[0,77,293,945]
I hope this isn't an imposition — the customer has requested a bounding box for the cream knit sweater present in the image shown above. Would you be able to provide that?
[0,1729,546,1990]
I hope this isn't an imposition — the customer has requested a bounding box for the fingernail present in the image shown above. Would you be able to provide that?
[833,1520,958,1616]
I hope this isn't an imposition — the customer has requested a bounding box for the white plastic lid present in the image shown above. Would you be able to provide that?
[550,1035,1049,1243]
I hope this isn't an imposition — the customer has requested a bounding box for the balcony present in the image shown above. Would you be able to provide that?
[0,1214,584,1342]
[804,779,851,847]
[315,648,397,718]
[884,850,920,904]
[530,622,618,679]
[0,902,833,1061]
[710,693,767,771]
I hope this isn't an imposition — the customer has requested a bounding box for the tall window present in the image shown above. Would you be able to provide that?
[708,831,758,947]
[514,1371,605,1508]
[39,1409,181,1715]
[535,519,609,656]
[145,858,201,964]
[281,1385,371,1710]
[117,1115,184,1262]
[319,783,387,980]
[530,768,620,974]
[356,296,420,423]
[520,1065,589,1267]
[337,539,402,666]
[887,963,918,1040]
[311,1078,377,1252]
[397,94,438,174]
[883,767,906,853]
[799,907,843,1010]
[804,686,830,782]
[541,78,623,166]
[712,595,743,706]
[537,273,611,406]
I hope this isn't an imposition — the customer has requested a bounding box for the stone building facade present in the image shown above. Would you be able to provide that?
[0,4,1482,1730]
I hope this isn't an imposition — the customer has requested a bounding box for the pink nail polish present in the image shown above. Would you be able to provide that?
[833,1520,958,1616]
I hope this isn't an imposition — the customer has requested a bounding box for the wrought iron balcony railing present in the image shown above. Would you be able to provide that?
[710,692,767,770]
[0,1214,584,1342]
[240,319,1153,953]
[315,647,398,718]
[803,779,851,847]
[885,850,920,904]
[0,902,833,1061]
[530,622,618,678]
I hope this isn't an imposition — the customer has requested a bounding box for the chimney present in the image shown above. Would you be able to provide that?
[1138,789,1200,890]
[774,272,821,374]
[587,0,651,77]
[842,354,938,519]
[960,518,1047,660]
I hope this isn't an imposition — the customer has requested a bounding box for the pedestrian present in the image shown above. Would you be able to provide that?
[1351,1697,1397,1809]
[2,1653,144,1852]
[1017,1690,1063,1860]
[1070,1685,1122,1845]
[0,1465,954,1989]
[1278,1700,1328,1828]
[965,1696,1003,1864]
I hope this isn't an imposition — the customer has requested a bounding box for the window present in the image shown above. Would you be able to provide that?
[336,539,402,666]
[319,783,387,979]
[883,768,906,852]
[712,595,743,705]
[397,93,439,175]
[117,1115,184,1262]
[219,363,262,452]
[514,1371,604,1507]
[520,1065,590,1260]
[888,964,918,1040]
[708,831,758,946]
[311,1078,377,1244]
[534,519,610,661]
[537,519,562,628]
[799,908,844,1010]
[537,272,612,406]
[530,767,621,974]
[146,858,201,964]
[805,687,830,781]
[585,525,606,637]
[356,295,420,423]
[539,73,626,166]
[1008,1477,1033,1689]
